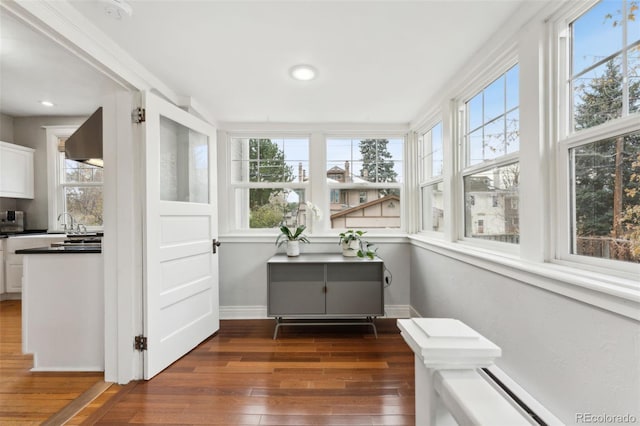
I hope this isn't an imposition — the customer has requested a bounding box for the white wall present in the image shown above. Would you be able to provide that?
[12,116,86,229]
[218,239,411,317]
[410,244,640,425]
[0,113,14,142]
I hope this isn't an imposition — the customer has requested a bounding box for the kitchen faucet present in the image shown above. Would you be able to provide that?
[57,212,75,233]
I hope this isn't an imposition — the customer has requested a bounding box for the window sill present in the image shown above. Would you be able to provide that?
[408,235,640,321]
[219,232,409,244]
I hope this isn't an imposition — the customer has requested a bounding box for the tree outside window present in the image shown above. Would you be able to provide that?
[568,0,640,263]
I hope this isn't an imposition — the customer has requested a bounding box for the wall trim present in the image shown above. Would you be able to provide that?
[220,304,412,320]
[409,236,640,321]
[384,305,411,318]
[220,305,268,320]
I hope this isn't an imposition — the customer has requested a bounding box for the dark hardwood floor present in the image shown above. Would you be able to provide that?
[77,319,416,425]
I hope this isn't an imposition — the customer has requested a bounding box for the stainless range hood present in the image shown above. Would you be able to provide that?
[65,107,103,167]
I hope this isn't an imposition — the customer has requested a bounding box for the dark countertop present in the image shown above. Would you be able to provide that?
[16,246,102,254]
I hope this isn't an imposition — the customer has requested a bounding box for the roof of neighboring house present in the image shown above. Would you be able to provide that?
[330,194,400,219]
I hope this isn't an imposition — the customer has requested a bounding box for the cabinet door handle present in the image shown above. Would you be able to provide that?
[212,239,221,254]
[323,286,327,293]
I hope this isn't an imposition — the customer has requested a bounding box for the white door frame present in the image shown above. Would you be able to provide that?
[2,1,217,383]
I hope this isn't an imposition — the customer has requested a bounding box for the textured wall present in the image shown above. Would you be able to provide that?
[410,244,640,425]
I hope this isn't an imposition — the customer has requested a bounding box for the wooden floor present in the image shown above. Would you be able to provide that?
[0,300,104,425]
[72,319,416,425]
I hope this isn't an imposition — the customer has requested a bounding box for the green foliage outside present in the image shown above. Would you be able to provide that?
[359,139,399,197]
[573,59,640,262]
[64,160,103,227]
[248,139,295,228]
[359,139,397,183]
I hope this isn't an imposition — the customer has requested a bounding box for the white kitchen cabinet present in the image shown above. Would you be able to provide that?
[5,235,66,293]
[22,252,104,371]
[0,141,35,199]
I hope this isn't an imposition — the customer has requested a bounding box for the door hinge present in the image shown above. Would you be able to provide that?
[133,107,146,124]
[134,335,147,351]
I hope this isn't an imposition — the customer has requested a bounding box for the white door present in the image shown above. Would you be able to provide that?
[142,92,219,379]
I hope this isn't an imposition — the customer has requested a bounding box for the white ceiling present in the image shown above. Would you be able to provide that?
[1,1,528,123]
[0,11,123,117]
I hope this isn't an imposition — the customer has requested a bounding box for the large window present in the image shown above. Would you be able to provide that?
[419,122,444,232]
[56,144,103,230]
[560,0,640,264]
[462,64,520,244]
[230,137,309,229]
[326,137,403,229]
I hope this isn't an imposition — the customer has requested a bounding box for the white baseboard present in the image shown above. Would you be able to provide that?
[409,305,422,318]
[220,304,413,320]
[484,365,564,426]
[220,305,268,319]
[384,305,412,318]
[0,293,21,302]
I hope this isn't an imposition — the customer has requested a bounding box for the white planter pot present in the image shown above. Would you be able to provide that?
[341,240,359,257]
[287,240,300,257]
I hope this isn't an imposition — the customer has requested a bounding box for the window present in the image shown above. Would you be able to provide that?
[230,137,309,229]
[359,191,368,203]
[56,140,103,230]
[419,122,445,232]
[558,0,640,264]
[326,137,403,229]
[462,64,520,244]
[570,0,640,131]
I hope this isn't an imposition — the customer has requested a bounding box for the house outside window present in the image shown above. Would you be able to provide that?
[419,121,444,233]
[557,0,640,265]
[326,137,403,229]
[462,63,520,244]
[230,137,309,229]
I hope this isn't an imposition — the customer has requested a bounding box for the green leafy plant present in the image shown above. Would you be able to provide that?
[338,229,377,259]
[275,224,310,247]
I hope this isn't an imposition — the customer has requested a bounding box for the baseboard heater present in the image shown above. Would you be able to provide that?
[481,368,547,426]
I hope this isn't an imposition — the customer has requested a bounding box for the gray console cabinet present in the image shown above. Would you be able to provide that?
[267,253,384,338]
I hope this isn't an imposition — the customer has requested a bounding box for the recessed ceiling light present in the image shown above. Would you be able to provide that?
[40,101,54,107]
[290,64,317,81]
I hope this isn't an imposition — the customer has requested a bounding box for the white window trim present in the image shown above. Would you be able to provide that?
[416,117,446,237]
[45,125,76,232]
[552,1,640,276]
[455,53,521,251]
[325,134,406,233]
[222,131,408,234]
[409,234,640,321]
[226,133,311,231]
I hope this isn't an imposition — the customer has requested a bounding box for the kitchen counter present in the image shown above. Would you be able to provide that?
[22,251,103,371]
[16,246,101,254]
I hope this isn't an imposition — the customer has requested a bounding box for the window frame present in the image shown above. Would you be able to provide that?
[553,0,640,274]
[456,56,521,250]
[46,125,104,233]
[418,120,446,235]
[227,134,311,231]
[325,134,405,232]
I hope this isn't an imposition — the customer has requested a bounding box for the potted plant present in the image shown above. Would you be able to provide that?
[276,224,310,256]
[338,229,377,259]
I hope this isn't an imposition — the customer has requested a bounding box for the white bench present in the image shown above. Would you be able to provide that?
[397,318,535,426]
